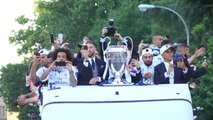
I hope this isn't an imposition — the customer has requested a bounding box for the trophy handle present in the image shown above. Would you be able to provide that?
[123,36,133,66]
[123,36,133,52]
[102,37,111,62]
[102,37,111,80]
[102,37,111,53]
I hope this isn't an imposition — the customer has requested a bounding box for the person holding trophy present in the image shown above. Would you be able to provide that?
[99,26,142,85]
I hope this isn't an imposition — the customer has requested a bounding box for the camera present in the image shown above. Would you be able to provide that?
[105,19,116,36]
[82,45,88,50]
[55,61,66,66]
[77,44,88,50]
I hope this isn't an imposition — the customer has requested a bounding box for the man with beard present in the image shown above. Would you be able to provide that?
[77,40,106,85]
[140,48,155,84]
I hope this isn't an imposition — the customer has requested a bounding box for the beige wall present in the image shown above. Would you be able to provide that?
[7,112,19,120]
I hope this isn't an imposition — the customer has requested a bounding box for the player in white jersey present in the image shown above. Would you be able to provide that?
[17,49,51,105]
[139,48,155,85]
[40,48,77,88]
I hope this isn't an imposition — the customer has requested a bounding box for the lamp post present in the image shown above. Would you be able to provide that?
[138,4,190,46]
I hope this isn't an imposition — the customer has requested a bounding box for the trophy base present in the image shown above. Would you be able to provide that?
[102,83,134,86]
[101,78,134,86]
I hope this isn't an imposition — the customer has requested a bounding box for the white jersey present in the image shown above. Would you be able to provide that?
[36,66,48,82]
[140,63,155,84]
[149,44,160,56]
[47,67,77,88]
[153,55,163,67]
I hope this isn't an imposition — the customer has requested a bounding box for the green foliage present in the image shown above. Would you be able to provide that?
[196,109,213,120]
[0,63,41,119]
[0,63,28,111]
[15,15,30,25]
[18,104,40,120]
[191,35,213,118]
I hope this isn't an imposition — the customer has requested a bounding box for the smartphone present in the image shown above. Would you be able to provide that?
[50,33,54,44]
[55,61,66,66]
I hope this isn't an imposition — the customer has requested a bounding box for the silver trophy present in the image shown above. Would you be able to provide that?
[102,37,133,85]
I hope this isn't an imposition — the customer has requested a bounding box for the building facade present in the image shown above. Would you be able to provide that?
[0,97,6,120]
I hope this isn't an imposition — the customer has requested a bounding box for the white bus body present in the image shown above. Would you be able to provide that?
[40,84,193,120]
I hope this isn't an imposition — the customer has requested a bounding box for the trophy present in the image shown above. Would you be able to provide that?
[102,37,133,85]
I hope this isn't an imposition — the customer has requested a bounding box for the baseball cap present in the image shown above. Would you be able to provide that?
[142,48,153,56]
[38,49,49,55]
[160,44,174,54]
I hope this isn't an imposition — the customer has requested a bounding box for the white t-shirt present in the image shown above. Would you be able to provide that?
[153,55,163,67]
[36,66,48,82]
[140,63,154,84]
[163,61,174,84]
[150,44,160,56]
[47,67,77,88]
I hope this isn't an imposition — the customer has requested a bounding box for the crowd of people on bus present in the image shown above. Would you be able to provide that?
[16,27,208,106]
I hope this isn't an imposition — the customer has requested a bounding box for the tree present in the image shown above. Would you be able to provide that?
[175,0,213,119]
[0,64,28,111]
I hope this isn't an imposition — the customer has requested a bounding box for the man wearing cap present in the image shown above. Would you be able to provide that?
[30,49,50,83]
[154,44,191,84]
[139,48,155,84]
[152,39,174,67]
[17,49,53,106]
